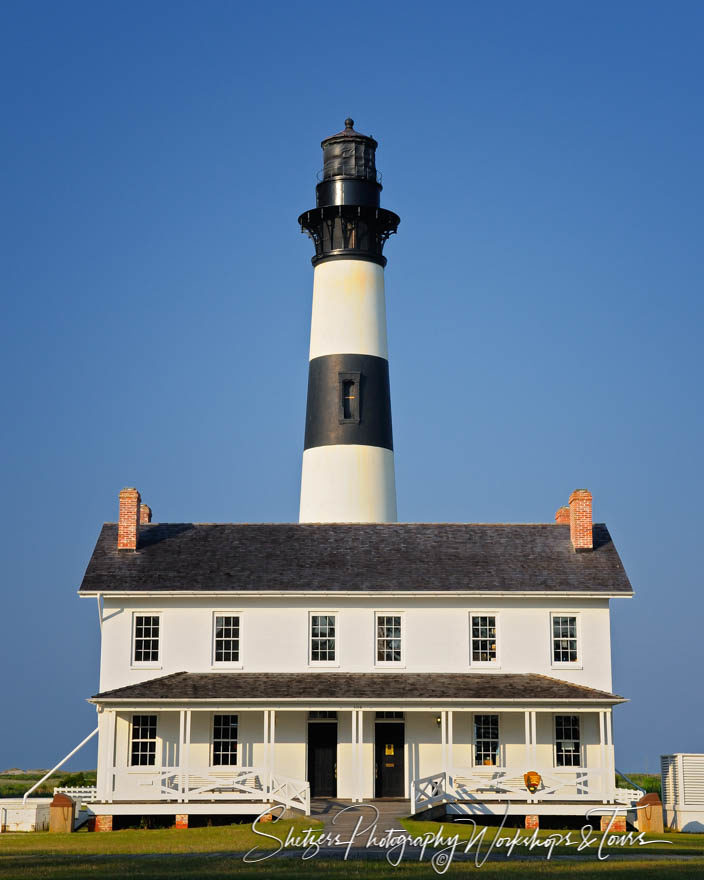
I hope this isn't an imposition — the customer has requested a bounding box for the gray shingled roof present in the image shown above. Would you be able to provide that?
[92,671,624,703]
[78,522,632,594]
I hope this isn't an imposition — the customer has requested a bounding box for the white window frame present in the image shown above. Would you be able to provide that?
[211,611,243,669]
[550,612,583,669]
[374,611,405,668]
[468,612,501,668]
[308,611,339,667]
[471,713,502,768]
[129,713,160,767]
[131,612,163,669]
[210,712,239,767]
[553,713,584,768]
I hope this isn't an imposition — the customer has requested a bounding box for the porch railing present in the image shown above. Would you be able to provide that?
[411,767,643,814]
[156,767,309,813]
[54,786,99,805]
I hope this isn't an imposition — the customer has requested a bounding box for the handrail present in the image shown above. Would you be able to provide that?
[615,768,646,794]
[23,728,99,805]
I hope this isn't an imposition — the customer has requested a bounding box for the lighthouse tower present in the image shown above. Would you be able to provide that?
[298,119,400,523]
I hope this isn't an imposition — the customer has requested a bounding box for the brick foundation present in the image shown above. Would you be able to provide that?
[175,814,189,829]
[94,815,113,832]
[600,815,627,832]
[525,815,539,830]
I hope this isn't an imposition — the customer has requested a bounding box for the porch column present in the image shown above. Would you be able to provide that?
[357,709,364,802]
[184,709,191,803]
[351,709,359,802]
[530,710,537,766]
[524,710,531,768]
[263,710,270,795]
[178,709,185,802]
[440,710,447,776]
[97,709,116,802]
[447,711,454,776]
[106,709,116,803]
[270,710,276,780]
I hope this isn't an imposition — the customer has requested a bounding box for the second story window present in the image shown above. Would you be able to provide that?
[130,714,157,766]
[376,614,402,664]
[310,614,336,663]
[552,615,578,664]
[470,615,498,664]
[133,615,160,664]
[214,615,240,664]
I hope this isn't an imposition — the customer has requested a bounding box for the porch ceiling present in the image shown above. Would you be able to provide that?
[91,671,625,704]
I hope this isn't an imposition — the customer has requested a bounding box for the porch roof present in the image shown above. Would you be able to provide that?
[91,672,625,704]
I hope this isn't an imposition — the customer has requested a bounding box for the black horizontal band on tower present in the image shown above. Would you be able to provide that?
[304,354,393,451]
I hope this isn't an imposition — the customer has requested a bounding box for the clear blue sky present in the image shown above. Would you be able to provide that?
[1,1,702,773]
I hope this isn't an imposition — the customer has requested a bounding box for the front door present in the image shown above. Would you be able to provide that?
[375,722,405,798]
[308,722,337,797]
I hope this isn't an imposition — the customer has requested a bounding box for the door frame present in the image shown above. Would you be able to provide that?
[374,719,405,798]
[307,719,338,798]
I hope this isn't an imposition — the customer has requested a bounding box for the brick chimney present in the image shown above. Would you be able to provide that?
[140,503,152,524]
[569,489,593,552]
[117,487,141,551]
[555,506,570,525]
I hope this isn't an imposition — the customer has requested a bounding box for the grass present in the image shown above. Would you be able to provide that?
[616,773,661,796]
[0,770,97,800]
[0,818,703,879]
[0,853,702,879]
[0,818,320,856]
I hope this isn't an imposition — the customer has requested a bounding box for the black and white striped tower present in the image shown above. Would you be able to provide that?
[298,119,400,523]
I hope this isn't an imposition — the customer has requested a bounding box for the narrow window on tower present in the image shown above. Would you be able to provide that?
[338,371,361,424]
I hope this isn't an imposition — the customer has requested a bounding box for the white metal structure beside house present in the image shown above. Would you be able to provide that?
[661,754,704,831]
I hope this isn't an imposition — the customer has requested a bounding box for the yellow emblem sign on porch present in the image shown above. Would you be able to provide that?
[524,771,541,793]
[385,744,394,756]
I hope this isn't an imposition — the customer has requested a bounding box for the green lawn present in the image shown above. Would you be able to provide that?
[0,818,320,856]
[0,770,96,799]
[0,853,702,880]
[400,818,704,856]
[1,819,703,879]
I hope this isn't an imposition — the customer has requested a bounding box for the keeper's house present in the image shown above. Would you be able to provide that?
[76,120,639,827]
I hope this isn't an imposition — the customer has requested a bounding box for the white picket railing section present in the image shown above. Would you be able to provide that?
[411,767,642,815]
[156,766,309,813]
[53,786,99,805]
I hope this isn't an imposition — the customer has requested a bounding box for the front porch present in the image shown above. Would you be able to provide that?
[89,702,639,819]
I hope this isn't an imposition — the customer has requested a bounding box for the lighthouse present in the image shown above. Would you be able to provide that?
[298,119,400,523]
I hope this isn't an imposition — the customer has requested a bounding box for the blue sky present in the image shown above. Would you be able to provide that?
[1,1,702,772]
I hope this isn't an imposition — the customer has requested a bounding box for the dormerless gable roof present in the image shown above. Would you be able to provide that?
[78,522,632,594]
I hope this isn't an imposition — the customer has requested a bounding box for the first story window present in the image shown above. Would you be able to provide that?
[130,714,157,766]
[214,615,240,663]
[309,711,337,720]
[555,715,581,766]
[552,615,578,663]
[376,614,402,663]
[376,712,404,720]
[133,615,160,664]
[310,615,336,663]
[474,714,499,766]
[212,714,238,766]
[471,615,497,663]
